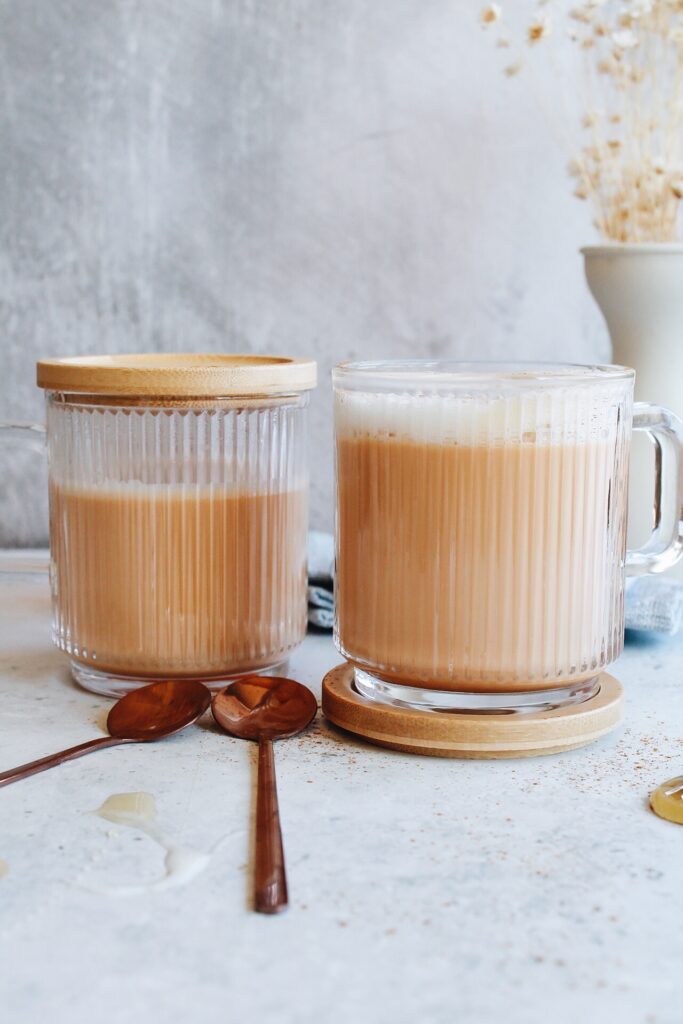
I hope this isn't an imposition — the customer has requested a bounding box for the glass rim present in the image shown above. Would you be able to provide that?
[45,391,308,411]
[332,360,634,390]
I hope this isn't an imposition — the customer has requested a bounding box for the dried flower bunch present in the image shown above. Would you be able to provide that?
[481,1,683,242]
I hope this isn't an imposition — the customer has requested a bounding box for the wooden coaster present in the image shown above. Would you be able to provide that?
[322,664,624,759]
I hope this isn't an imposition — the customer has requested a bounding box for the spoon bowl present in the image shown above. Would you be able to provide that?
[108,679,213,740]
[0,679,212,788]
[212,675,318,741]
[212,675,317,914]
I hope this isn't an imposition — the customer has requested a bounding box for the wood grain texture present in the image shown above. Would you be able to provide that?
[322,663,624,759]
[36,354,316,396]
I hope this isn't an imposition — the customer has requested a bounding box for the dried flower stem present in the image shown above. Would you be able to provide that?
[481,1,683,242]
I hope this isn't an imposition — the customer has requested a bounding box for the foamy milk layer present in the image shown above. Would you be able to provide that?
[335,387,627,446]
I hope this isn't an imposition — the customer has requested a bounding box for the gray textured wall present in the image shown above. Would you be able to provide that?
[0,0,607,545]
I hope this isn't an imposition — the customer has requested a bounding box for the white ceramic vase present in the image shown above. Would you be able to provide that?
[583,243,683,578]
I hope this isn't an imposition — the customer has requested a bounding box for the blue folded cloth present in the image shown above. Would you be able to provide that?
[624,576,683,636]
[306,531,683,638]
[308,584,334,630]
[307,531,335,630]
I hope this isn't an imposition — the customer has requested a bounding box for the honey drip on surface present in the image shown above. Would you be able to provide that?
[649,776,683,825]
[91,792,212,894]
[97,792,157,827]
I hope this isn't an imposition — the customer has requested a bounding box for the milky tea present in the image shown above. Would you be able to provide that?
[51,482,307,679]
[36,352,316,695]
[334,366,635,701]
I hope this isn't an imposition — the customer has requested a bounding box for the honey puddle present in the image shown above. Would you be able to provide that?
[91,792,214,895]
[650,777,683,825]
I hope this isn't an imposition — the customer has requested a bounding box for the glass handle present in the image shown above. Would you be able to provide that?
[0,422,49,574]
[626,403,683,576]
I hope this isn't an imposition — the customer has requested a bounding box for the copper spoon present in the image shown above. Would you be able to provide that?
[212,675,317,915]
[0,679,212,788]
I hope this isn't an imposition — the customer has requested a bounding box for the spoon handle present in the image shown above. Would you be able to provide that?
[0,735,125,788]
[254,736,288,914]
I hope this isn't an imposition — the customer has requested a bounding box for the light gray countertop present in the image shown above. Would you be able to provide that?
[1,571,682,1024]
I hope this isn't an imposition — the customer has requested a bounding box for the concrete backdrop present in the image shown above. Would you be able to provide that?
[0,0,607,544]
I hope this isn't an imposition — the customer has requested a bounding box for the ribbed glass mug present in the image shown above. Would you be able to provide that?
[1,354,316,696]
[333,361,683,712]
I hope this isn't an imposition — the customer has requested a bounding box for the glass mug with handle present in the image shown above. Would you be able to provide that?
[0,354,316,697]
[333,361,683,712]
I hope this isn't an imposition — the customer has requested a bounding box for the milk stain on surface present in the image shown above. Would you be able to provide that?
[650,776,683,824]
[92,792,212,894]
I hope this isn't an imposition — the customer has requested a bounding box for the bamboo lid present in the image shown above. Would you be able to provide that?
[36,354,317,397]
